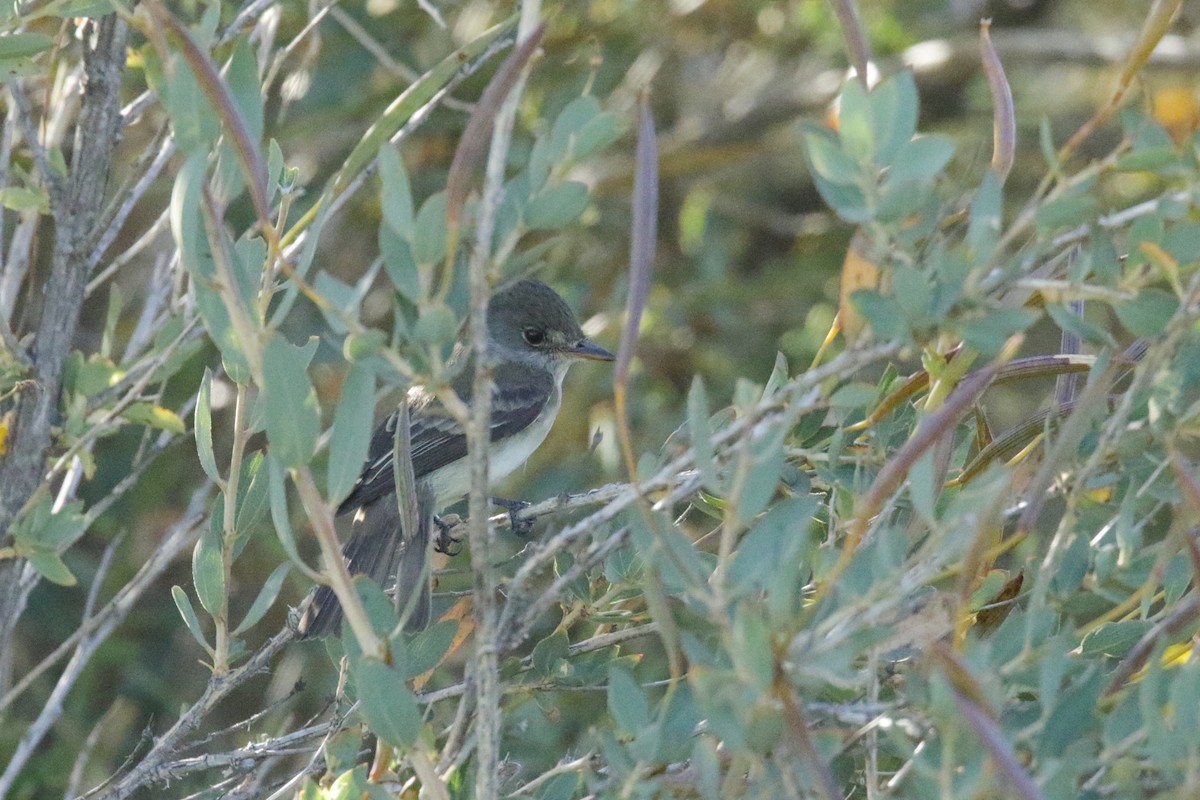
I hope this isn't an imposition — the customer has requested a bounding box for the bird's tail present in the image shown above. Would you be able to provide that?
[296,483,434,639]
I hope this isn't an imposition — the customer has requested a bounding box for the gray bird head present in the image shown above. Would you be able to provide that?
[487,280,614,371]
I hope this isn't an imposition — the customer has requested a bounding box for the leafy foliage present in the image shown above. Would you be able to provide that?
[3,2,1200,800]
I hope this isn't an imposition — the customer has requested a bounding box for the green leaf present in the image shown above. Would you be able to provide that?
[534,774,581,800]
[226,40,264,145]
[803,126,859,185]
[492,172,531,249]
[527,136,554,195]
[0,185,49,213]
[323,730,363,776]
[884,134,954,187]
[413,302,459,347]
[1080,620,1152,657]
[122,402,186,434]
[729,497,815,593]
[1046,303,1116,347]
[171,152,251,380]
[326,766,392,800]
[1127,215,1165,269]
[27,550,76,586]
[1163,220,1200,264]
[736,429,785,526]
[852,290,908,340]
[394,620,458,678]
[313,270,358,335]
[354,657,422,747]
[909,449,938,522]
[549,95,602,160]
[1116,147,1178,172]
[259,333,321,469]
[195,369,221,483]
[743,703,785,756]
[267,454,305,566]
[101,285,122,357]
[68,353,121,397]
[1168,662,1200,743]
[227,236,264,312]
[1039,115,1058,170]
[379,226,422,302]
[172,585,212,653]
[233,562,290,634]
[1163,554,1191,605]
[267,138,285,194]
[731,607,773,692]
[1114,288,1179,337]
[328,362,376,505]
[692,736,721,800]
[411,191,448,265]
[573,111,622,161]
[604,542,641,584]
[343,329,387,362]
[967,170,1003,262]
[378,144,415,240]
[837,78,873,162]
[531,630,570,678]
[607,665,650,732]
[0,33,54,59]
[524,181,589,230]
[353,575,401,638]
[12,497,86,551]
[891,264,932,321]
[192,514,226,616]
[163,52,220,152]
[1042,670,1104,757]
[811,172,871,223]
[1035,194,1098,234]
[0,56,43,81]
[687,376,718,492]
[958,307,1039,357]
[869,70,919,165]
[829,382,877,409]
[233,452,269,555]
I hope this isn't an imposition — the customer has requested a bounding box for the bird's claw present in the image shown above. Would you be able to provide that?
[492,496,533,536]
[433,514,464,556]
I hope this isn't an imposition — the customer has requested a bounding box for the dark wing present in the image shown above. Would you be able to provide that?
[336,371,554,515]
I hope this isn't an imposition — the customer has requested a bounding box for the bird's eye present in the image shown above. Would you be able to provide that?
[522,328,546,346]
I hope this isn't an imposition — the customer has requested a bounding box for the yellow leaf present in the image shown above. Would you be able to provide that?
[838,228,885,342]
[122,403,186,434]
[1152,85,1199,143]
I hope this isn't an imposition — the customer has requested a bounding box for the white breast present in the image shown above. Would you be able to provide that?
[424,384,563,507]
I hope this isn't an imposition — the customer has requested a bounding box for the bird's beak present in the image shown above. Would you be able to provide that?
[570,338,615,362]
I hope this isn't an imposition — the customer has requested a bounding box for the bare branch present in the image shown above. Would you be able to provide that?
[0,13,129,673]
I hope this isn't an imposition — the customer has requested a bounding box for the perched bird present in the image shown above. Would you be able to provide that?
[298,279,613,638]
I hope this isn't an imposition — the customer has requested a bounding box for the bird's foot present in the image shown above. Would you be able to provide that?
[492,496,533,536]
[433,514,464,556]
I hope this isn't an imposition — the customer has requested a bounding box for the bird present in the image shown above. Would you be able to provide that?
[297,279,614,638]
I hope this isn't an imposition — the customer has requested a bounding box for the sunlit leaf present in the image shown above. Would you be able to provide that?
[122,402,186,434]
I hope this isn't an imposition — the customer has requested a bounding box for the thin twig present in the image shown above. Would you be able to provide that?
[91,626,297,800]
[0,487,207,796]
